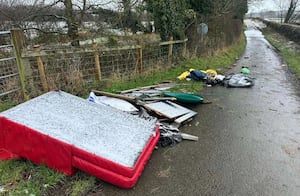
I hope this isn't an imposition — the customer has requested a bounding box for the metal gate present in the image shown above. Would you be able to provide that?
[0,31,20,101]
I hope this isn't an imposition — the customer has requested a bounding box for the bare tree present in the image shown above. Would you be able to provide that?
[211,0,235,16]
[271,0,300,23]
[0,0,117,45]
[116,0,142,33]
[274,0,287,23]
[249,0,300,23]
[0,0,44,29]
[62,0,79,45]
[51,0,105,45]
[211,0,248,19]
[284,0,299,23]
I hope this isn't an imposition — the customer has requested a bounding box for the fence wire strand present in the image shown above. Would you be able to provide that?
[1,31,186,103]
[0,31,22,102]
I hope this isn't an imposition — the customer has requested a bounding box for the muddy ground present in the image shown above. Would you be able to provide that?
[95,19,300,196]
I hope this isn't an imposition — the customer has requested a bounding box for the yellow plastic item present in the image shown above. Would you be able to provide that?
[177,68,195,80]
[177,71,190,80]
[205,69,217,80]
[205,69,217,75]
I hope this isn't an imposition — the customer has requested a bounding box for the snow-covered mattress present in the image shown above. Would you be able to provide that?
[0,91,159,188]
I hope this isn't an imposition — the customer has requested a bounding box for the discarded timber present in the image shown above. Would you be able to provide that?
[127,89,162,98]
[141,97,177,102]
[120,82,176,94]
[88,92,139,112]
[181,133,199,141]
[92,90,136,103]
[143,101,197,124]
[174,111,198,125]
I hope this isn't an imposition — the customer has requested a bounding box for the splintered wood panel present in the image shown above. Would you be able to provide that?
[174,111,197,124]
[144,101,193,119]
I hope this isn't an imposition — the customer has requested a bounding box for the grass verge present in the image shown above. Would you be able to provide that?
[0,159,65,195]
[0,102,17,112]
[104,35,246,94]
[0,34,246,195]
[262,27,300,79]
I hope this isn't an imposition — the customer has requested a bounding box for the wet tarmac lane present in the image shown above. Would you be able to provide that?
[102,19,300,196]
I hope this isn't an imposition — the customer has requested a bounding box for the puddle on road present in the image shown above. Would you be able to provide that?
[245,29,264,38]
[244,19,266,38]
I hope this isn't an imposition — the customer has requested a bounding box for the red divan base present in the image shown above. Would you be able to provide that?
[0,117,159,188]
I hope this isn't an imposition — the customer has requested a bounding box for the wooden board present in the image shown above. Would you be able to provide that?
[120,82,176,94]
[174,111,197,124]
[143,101,196,120]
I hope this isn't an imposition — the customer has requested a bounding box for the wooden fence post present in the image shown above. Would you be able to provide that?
[182,38,187,57]
[137,46,143,74]
[93,43,102,81]
[10,29,29,100]
[33,45,48,92]
[168,36,173,66]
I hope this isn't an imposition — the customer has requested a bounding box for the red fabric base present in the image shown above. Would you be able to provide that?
[0,116,159,188]
[0,117,75,175]
[72,127,160,188]
[0,148,20,160]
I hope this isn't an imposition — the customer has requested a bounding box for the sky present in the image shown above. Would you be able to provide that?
[12,0,289,14]
[248,0,280,13]
[101,0,282,14]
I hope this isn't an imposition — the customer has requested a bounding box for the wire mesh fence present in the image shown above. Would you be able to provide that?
[0,31,22,103]
[100,47,140,81]
[5,31,187,101]
[143,43,166,73]
[1,17,244,105]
